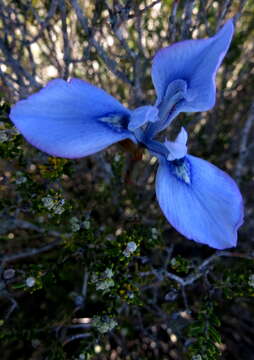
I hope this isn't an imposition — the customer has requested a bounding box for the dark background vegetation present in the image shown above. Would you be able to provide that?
[0,0,254,359]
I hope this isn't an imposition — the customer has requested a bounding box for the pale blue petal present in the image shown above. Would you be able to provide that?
[128,105,159,131]
[175,127,188,144]
[144,79,187,137]
[152,19,234,112]
[156,155,243,249]
[10,78,133,158]
[165,127,188,161]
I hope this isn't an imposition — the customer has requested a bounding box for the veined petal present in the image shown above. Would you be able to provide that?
[152,19,234,113]
[10,78,133,158]
[155,155,243,249]
[144,80,187,138]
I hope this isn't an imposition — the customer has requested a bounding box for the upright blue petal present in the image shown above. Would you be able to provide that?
[128,105,159,131]
[149,19,234,136]
[10,79,133,158]
[155,155,243,249]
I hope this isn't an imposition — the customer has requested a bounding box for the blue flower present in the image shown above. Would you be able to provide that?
[9,19,243,249]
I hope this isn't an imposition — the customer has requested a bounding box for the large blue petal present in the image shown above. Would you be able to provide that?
[155,155,243,249]
[10,79,133,158]
[151,19,234,118]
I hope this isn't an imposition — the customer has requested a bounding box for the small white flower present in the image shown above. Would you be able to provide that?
[70,217,80,232]
[248,274,254,287]
[83,220,90,229]
[170,257,177,266]
[151,227,159,239]
[91,268,115,292]
[31,339,40,348]
[42,196,55,210]
[26,277,36,287]
[90,273,98,283]
[127,241,137,252]
[96,278,115,291]
[71,223,80,232]
[3,269,15,280]
[192,355,202,360]
[15,172,27,185]
[114,154,121,162]
[53,199,65,215]
[123,250,130,257]
[42,196,65,215]
[123,241,137,257]
[104,268,114,278]
[93,316,117,333]
[0,131,8,143]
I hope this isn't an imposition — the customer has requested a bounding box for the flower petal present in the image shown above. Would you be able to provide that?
[165,127,188,161]
[128,105,159,131]
[144,79,187,138]
[152,19,234,112]
[155,155,243,249]
[175,127,188,144]
[10,78,133,158]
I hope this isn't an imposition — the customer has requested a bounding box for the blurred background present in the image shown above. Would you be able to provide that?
[0,0,254,359]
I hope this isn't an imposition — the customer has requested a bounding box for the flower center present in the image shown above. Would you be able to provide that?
[171,158,191,184]
[99,113,129,133]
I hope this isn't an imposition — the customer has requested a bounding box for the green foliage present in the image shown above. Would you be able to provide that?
[216,259,254,299]
[187,302,222,360]
[170,255,191,274]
